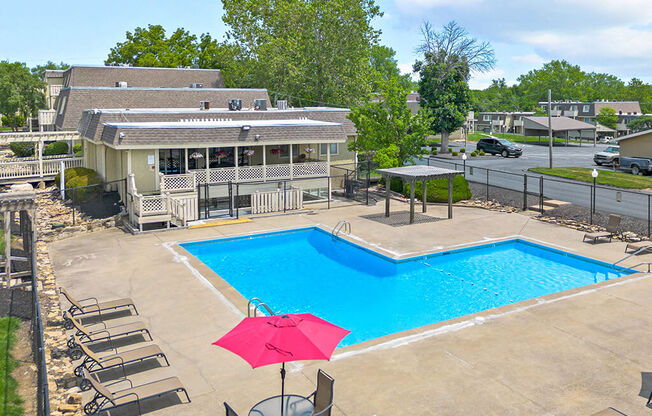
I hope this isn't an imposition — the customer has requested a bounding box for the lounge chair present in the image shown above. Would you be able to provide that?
[74,341,169,391]
[81,368,190,415]
[583,214,621,243]
[591,408,628,415]
[60,287,138,328]
[224,402,239,416]
[67,315,152,358]
[305,369,334,416]
[625,240,652,253]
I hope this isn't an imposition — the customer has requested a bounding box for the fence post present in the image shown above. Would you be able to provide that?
[523,174,528,211]
[283,181,287,213]
[328,177,331,209]
[648,194,650,238]
[71,188,75,225]
[236,184,240,219]
[60,161,66,200]
[539,177,544,213]
[366,160,370,206]
[486,169,489,202]
[590,185,593,225]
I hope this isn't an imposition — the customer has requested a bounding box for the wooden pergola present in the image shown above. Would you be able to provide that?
[377,166,463,224]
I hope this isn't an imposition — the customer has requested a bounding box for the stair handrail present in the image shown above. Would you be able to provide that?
[247,297,276,317]
[613,245,652,266]
[332,220,351,238]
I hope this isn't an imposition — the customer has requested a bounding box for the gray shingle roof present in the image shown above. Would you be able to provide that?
[523,116,596,132]
[62,65,225,89]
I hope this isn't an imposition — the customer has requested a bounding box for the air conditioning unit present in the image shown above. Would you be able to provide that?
[277,100,288,110]
[228,99,242,111]
[116,81,128,88]
[190,83,203,88]
[254,99,267,111]
[200,101,210,110]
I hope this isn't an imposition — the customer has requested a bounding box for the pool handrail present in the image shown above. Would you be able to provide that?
[613,246,652,266]
[332,220,351,239]
[247,297,276,317]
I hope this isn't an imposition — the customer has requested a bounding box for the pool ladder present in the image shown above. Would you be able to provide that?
[247,297,276,317]
[613,246,652,272]
[332,220,351,239]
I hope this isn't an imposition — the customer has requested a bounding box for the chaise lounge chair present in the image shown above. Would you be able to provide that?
[583,214,621,244]
[67,316,152,359]
[624,239,652,253]
[81,368,190,415]
[305,369,335,416]
[74,341,169,391]
[60,287,138,328]
[224,402,240,416]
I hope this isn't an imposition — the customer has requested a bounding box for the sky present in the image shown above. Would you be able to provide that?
[1,0,651,90]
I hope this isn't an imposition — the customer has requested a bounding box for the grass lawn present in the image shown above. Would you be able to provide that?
[0,316,23,416]
[465,132,579,145]
[529,167,652,189]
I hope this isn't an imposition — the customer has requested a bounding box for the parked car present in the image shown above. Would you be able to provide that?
[593,146,619,166]
[620,157,652,175]
[476,138,522,158]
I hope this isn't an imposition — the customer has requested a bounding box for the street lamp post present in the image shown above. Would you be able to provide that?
[462,152,467,177]
[591,168,599,224]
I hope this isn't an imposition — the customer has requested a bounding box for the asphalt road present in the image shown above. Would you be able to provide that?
[418,142,652,220]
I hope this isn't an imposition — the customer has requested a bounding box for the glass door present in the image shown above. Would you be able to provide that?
[159,149,186,174]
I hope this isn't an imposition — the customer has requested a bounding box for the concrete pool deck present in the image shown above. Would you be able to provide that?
[49,199,652,415]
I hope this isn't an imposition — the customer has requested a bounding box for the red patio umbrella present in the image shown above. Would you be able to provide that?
[213,313,349,416]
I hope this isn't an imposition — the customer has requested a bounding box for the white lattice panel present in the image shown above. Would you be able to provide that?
[266,165,291,179]
[238,166,264,181]
[193,170,207,184]
[209,168,236,183]
[161,174,195,192]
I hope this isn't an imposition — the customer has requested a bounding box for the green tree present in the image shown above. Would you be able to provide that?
[0,61,45,131]
[221,0,382,106]
[31,61,69,79]
[106,25,229,70]
[517,60,586,105]
[628,115,652,133]
[415,56,471,153]
[1,114,25,131]
[596,107,618,129]
[347,77,433,166]
[370,45,413,92]
[625,78,652,113]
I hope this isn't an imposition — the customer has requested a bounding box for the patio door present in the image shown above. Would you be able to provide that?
[159,149,186,174]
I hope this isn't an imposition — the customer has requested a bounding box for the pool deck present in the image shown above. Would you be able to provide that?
[49,199,652,415]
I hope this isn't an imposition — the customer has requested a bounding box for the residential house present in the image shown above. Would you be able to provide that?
[537,100,643,136]
[37,70,65,131]
[614,129,652,158]
[476,111,535,134]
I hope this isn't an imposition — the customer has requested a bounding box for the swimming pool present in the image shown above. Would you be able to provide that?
[182,227,633,347]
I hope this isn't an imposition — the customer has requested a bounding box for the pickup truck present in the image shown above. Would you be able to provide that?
[619,156,652,175]
[593,146,619,166]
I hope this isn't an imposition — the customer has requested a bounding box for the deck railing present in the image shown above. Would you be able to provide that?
[251,188,303,214]
[0,156,83,180]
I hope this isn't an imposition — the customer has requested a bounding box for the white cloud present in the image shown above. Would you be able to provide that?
[511,53,546,66]
[394,0,483,9]
[468,68,507,90]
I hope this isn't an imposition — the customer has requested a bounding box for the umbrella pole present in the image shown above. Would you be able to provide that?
[280,362,286,416]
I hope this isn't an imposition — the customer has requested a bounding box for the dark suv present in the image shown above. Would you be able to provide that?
[476,138,522,158]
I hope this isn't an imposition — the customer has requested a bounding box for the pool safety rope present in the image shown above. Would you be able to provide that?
[421,262,515,302]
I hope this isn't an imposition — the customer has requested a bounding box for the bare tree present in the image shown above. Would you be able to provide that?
[416,21,495,79]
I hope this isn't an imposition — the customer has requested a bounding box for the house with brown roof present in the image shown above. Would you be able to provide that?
[537,100,643,136]
[476,111,535,134]
[522,116,597,143]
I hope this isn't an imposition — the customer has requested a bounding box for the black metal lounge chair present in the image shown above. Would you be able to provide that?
[305,369,334,416]
[583,214,621,243]
[60,287,138,329]
[81,368,190,415]
[224,402,240,416]
[74,341,169,391]
[67,316,152,359]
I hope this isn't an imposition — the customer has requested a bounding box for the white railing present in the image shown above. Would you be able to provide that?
[564,110,578,117]
[38,110,56,126]
[50,85,62,96]
[513,120,523,127]
[251,188,303,214]
[168,192,198,223]
[162,162,329,192]
[0,157,83,180]
[491,120,504,126]
[0,131,80,143]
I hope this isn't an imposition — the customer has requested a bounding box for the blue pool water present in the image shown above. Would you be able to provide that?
[182,227,633,347]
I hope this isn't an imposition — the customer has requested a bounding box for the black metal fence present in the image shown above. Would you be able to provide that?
[426,157,652,236]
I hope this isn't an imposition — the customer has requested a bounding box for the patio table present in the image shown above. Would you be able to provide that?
[249,394,314,416]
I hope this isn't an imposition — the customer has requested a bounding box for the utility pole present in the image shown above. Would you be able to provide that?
[547,89,553,169]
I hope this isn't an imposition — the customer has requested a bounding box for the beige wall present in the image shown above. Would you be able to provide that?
[619,132,652,158]
[84,140,97,171]
[130,149,158,193]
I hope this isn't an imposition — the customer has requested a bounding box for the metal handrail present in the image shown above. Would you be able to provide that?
[332,220,351,238]
[623,262,652,273]
[613,245,652,266]
[247,297,276,317]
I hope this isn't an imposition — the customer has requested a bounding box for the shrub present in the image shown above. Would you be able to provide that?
[452,151,459,156]
[460,148,466,153]
[43,141,69,156]
[73,144,82,154]
[471,152,477,157]
[403,175,472,203]
[431,149,438,155]
[378,176,404,193]
[9,142,35,158]
[55,167,101,200]
[479,151,485,156]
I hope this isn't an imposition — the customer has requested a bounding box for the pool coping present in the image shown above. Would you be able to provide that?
[167,226,650,359]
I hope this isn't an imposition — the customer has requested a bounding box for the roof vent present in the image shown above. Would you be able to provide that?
[228,99,242,111]
[277,100,288,110]
[190,83,203,88]
[200,101,210,110]
[116,81,128,88]
[254,99,267,111]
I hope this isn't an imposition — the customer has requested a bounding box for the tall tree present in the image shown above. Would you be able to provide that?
[106,25,230,70]
[627,115,652,133]
[625,78,652,113]
[517,60,586,104]
[415,56,471,153]
[596,107,618,129]
[370,45,413,92]
[222,0,381,106]
[0,61,45,131]
[31,61,69,79]
[348,76,433,167]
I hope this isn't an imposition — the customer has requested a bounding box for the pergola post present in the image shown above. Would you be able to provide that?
[409,179,415,224]
[593,128,597,147]
[422,179,427,213]
[4,211,11,285]
[448,176,453,219]
[385,174,390,218]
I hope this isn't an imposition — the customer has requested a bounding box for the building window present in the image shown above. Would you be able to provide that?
[483,115,491,121]
[570,105,578,111]
[583,105,590,112]
[584,118,591,123]
[58,96,67,115]
[320,143,338,155]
